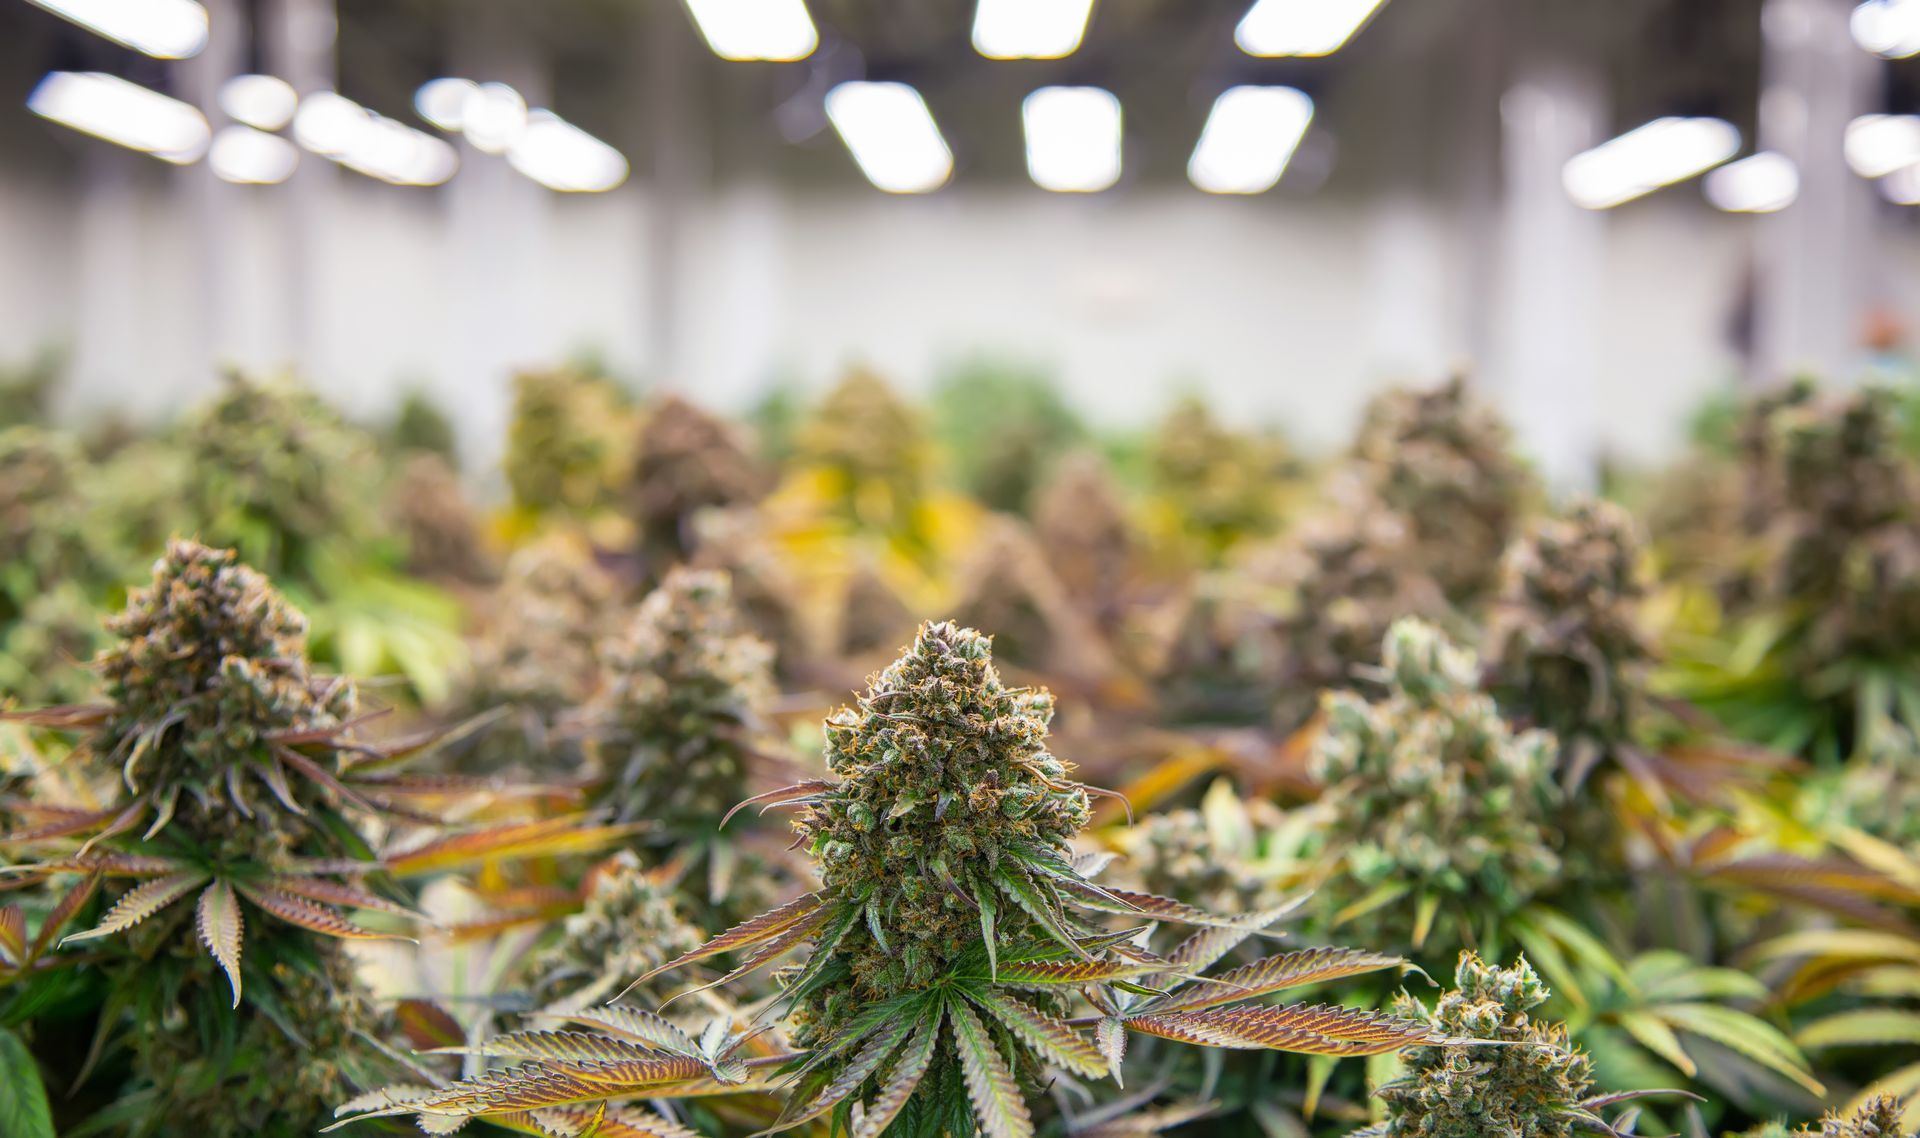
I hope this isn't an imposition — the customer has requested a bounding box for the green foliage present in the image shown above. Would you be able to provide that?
[0,1026,56,1138]
[1146,395,1293,560]
[931,361,1085,514]
[388,388,458,462]
[1032,449,1140,631]
[386,451,491,583]
[1312,620,1562,957]
[504,366,633,516]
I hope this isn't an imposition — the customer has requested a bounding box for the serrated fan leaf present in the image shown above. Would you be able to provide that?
[630,893,826,985]
[1654,1002,1825,1095]
[265,875,422,919]
[195,880,244,1008]
[547,1009,699,1056]
[1095,1018,1127,1086]
[335,1084,436,1116]
[997,866,1088,959]
[61,870,207,945]
[37,853,182,877]
[854,1009,941,1138]
[517,1107,701,1138]
[384,817,643,877]
[1141,947,1407,1014]
[1121,1005,1432,1055]
[236,884,413,941]
[969,990,1107,1079]
[951,998,1034,1138]
[764,1010,916,1134]
[434,1031,666,1065]
[1797,1008,1920,1049]
[0,805,124,844]
[29,871,100,962]
[1057,879,1279,930]
[990,959,1171,990]
[417,1112,469,1135]
[0,906,24,967]
[1159,901,1305,980]
[330,1058,713,1128]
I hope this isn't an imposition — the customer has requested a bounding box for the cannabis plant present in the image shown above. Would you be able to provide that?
[1146,395,1292,562]
[836,558,918,659]
[447,534,619,774]
[503,366,634,518]
[336,622,1437,1137]
[629,394,767,573]
[0,426,116,622]
[1,540,441,1136]
[690,508,819,680]
[1110,779,1296,921]
[523,849,705,1012]
[797,368,931,535]
[387,451,493,584]
[0,583,108,706]
[1311,619,1562,958]
[1033,450,1141,636]
[389,388,459,463]
[1667,384,1920,760]
[931,362,1086,515]
[951,516,1117,684]
[1485,499,1656,789]
[1348,378,1530,609]
[1355,953,1668,1138]
[1150,571,1286,726]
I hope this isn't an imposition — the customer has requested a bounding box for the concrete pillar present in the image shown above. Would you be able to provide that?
[1490,59,1607,494]
[262,0,337,379]
[1754,0,1882,386]
[175,0,245,397]
[644,3,704,390]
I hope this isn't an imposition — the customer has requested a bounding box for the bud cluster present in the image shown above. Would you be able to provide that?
[527,850,705,1011]
[503,367,632,516]
[629,394,767,568]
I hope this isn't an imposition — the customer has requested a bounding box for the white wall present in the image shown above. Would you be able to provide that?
[0,162,1832,474]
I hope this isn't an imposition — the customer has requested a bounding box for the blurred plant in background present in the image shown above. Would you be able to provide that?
[628,394,768,575]
[503,365,635,523]
[931,359,1086,515]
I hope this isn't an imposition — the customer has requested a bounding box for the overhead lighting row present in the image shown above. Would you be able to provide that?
[692,0,1386,61]
[413,77,628,192]
[826,81,1314,195]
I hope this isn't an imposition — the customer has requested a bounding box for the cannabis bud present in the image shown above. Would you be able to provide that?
[1348,378,1530,608]
[1735,1097,1916,1138]
[800,621,1090,1008]
[1115,779,1292,918]
[950,516,1116,683]
[525,850,704,1011]
[386,451,492,583]
[1312,619,1561,954]
[1033,449,1140,632]
[1147,395,1292,557]
[1484,498,1654,776]
[628,394,767,570]
[0,426,104,620]
[796,368,930,531]
[1356,954,1594,1138]
[583,567,775,831]
[503,367,633,516]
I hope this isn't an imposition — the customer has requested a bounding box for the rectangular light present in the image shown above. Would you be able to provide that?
[293,91,458,186]
[1704,151,1798,213]
[1846,114,1920,177]
[25,0,208,59]
[1561,117,1740,209]
[1023,85,1122,193]
[825,81,952,194]
[1853,0,1920,58]
[972,0,1095,59]
[683,0,818,61]
[508,111,629,192]
[1236,0,1387,57]
[210,124,299,184]
[1188,85,1313,194]
[28,71,209,164]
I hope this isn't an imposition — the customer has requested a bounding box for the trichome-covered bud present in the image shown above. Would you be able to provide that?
[503,367,633,516]
[798,621,1090,1009]
[1484,499,1654,767]
[451,535,617,773]
[1147,396,1293,559]
[1356,953,1594,1138]
[386,451,492,583]
[1033,449,1141,632]
[1348,378,1530,608]
[526,850,705,1011]
[796,368,930,531]
[100,539,354,837]
[628,394,767,570]
[581,567,774,831]
[1114,779,1293,917]
[1312,619,1561,955]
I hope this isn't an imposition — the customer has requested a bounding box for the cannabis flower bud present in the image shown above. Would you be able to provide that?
[0,426,103,619]
[800,621,1090,1008]
[100,539,355,833]
[1033,450,1140,632]
[503,367,633,516]
[1115,780,1292,918]
[583,568,775,831]
[796,368,929,530]
[1734,1097,1916,1138]
[1356,954,1593,1138]
[527,850,705,1011]
[1349,378,1530,608]
[1312,620,1561,954]
[629,394,767,569]
[1147,396,1291,557]
[386,451,492,583]
[1484,499,1654,772]
[950,516,1117,683]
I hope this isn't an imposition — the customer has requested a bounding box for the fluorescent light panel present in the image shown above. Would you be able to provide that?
[825,81,953,194]
[1880,162,1920,203]
[415,77,477,132]
[508,111,629,192]
[220,74,297,131]
[28,71,209,163]
[1703,151,1798,213]
[1852,0,1920,58]
[25,0,208,59]
[1189,85,1314,194]
[1023,85,1122,192]
[294,91,457,186]
[683,0,818,61]
[1562,116,1740,209]
[972,0,1095,59]
[1846,114,1920,177]
[462,82,527,154]
[1236,0,1388,57]
[210,124,299,183]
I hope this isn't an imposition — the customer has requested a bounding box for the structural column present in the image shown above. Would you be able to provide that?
[177,0,246,397]
[262,0,337,379]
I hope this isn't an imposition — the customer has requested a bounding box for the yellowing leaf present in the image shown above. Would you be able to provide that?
[195,879,244,1008]
[62,870,208,945]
